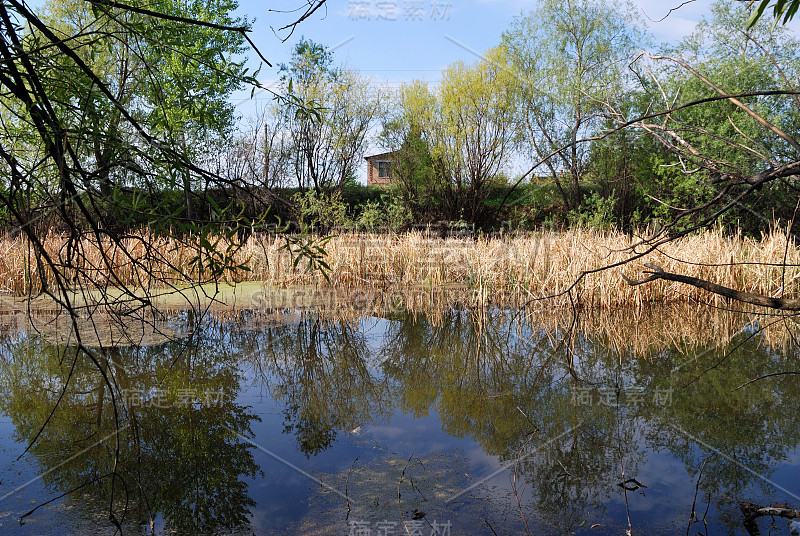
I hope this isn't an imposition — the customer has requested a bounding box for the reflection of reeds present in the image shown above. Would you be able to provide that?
[3,286,796,354]
[561,305,797,357]
[305,294,800,357]
[2,228,800,310]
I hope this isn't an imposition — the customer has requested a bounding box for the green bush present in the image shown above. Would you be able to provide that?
[568,191,618,230]
[292,190,351,231]
[355,195,412,232]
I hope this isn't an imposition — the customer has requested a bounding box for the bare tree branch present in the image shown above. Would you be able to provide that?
[624,263,800,310]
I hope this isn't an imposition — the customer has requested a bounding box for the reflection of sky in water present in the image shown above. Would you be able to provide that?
[0,421,112,535]
[0,309,799,535]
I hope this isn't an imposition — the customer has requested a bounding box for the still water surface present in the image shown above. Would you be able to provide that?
[0,305,798,535]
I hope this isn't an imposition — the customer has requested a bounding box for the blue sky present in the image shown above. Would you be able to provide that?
[229,0,799,113]
[237,0,707,83]
[227,0,800,177]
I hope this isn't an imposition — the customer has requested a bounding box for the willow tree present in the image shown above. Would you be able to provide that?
[270,39,380,194]
[0,0,261,295]
[388,47,517,224]
[139,0,251,222]
[501,0,646,210]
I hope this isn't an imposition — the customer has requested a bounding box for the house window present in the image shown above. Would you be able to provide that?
[378,161,391,178]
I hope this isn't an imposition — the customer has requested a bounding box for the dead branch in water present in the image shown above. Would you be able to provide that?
[624,263,800,310]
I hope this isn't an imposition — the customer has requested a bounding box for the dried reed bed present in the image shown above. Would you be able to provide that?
[1,228,799,310]
[0,230,200,295]
[242,227,800,309]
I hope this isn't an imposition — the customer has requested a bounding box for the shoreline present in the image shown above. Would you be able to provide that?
[0,227,798,311]
[0,285,791,354]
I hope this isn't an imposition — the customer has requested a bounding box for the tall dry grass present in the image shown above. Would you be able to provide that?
[1,228,799,309]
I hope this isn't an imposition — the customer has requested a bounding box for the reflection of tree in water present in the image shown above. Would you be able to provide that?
[233,305,800,530]
[2,308,799,534]
[624,329,800,534]
[0,319,260,535]
[375,308,800,534]
[376,308,639,532]
[248,314,394,457]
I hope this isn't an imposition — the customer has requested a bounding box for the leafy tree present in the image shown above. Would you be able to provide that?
[616,1,800,233]
[38,0,142,201]
[0,0,328,528]
[388,47,517,224]
[502,0,646,210]
[139,0,252,222]
[270,38,380,194]
[569,0,800,312]
[584,111,654,230]
[379,122,442,223]
[3,0,255,227]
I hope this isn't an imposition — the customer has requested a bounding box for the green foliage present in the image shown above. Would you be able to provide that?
[144,0,251,134]
[502,0,646,210]
[292,189,351,231]
[559,0,800,236]
[386,47,517,224]
[568,191,618,230]
[356,200,385,230]
[279,234,334,282]
[271,39,380,192]
[627,0,800,234]
[340,184,384,207]
[380,123,443,222]
[384,197,414,232]
[356,195,413,232]
[747,0,800,27]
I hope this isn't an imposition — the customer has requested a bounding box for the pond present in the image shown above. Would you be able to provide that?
[0,295,799,535]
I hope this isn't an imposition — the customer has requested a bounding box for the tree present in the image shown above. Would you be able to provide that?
[22,0,251,226]
[612,1,800,231]
[379,120,440,222]
[38,0,141,201]
[551,0,800,312]
[388,47,517,224]
[635,1,800,233]
[1,0,146,228]
[139,0,251,222]
[502,0,646,210]
[270,38,380,194]
[583,110,654,230]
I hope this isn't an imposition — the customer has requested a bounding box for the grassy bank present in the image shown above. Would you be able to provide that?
[1,228,798,309]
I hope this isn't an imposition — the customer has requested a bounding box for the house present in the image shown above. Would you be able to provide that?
[364,150,398,187]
